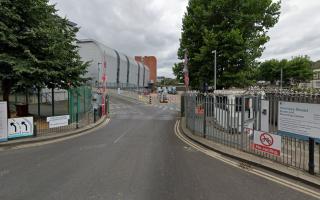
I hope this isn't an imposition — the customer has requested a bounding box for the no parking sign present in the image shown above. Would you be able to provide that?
[253,130,282,156]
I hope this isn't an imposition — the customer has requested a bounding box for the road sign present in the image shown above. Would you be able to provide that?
[8,117,33,139]
[253,130,281,156]
[278,101,320,139]
[47,115,70,128]
[0,102,8,142]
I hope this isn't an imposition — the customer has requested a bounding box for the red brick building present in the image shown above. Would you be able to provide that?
[135,56,157,84]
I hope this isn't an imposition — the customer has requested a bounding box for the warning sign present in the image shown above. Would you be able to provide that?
[195,105,204,115]
[253,130,281,156]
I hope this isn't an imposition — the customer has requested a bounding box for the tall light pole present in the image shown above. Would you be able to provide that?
[98,62,102,87]
[212,50,217,90]
[280,67,283,91]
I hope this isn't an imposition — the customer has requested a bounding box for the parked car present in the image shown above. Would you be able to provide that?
[172,86,177,95]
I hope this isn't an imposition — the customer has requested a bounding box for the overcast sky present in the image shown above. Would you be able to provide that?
[49,0,320,78]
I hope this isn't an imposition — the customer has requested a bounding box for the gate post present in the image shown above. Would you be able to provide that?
[203,94,207,138]
[308,138,315,175]
[241,95,245,149]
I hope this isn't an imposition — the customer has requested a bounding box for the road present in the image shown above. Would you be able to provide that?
[0,95,318,200]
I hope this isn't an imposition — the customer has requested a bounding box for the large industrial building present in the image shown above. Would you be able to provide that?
[77,39,150,89]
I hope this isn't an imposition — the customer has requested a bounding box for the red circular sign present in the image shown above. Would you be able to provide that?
[260,133,273,147]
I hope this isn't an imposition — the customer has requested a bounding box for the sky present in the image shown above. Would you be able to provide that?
[49,0,320,78]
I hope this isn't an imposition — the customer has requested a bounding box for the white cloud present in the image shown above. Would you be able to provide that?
[49,0,320,78]
[262,0,320,61]
[49,0,188,78]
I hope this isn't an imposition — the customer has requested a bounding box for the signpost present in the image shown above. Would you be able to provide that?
[0,102,8,142]
[278,101,320,139]
[253,130,282,156]
[8,117,33,139]
[47,115,70,128]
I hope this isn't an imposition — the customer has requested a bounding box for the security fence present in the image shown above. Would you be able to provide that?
[184,91,320,176]
[0,86,107,138]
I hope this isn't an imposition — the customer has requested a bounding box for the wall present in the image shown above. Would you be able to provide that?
[135,56,157,84]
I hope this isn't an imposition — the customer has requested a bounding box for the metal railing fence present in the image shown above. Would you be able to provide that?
[184,92,320,176]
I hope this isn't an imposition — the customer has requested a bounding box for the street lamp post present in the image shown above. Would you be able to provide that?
[280,67,283,91]
[98,62,102,87]
[212,50,217,91]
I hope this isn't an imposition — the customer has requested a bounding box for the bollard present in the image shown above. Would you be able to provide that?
[93,108,97,123]
[33,123,37,137]
[308,138,315,175]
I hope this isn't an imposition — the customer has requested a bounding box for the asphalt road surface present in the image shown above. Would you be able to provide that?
[0,95,317,200]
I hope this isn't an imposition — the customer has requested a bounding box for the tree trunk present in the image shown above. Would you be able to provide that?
[1,79,12,118]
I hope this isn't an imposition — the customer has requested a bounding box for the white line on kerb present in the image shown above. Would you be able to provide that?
[174,120,320,199]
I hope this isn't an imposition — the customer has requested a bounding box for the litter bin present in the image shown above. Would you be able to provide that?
[15,103,28,117]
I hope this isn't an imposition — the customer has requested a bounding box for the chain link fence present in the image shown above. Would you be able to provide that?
[184,91,320,176]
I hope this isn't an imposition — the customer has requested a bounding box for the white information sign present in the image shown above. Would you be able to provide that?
[47,115,70,128]
[278,101,320,139]
[0,102,8,142]
[8,117,34,139]
[253,130,282,156]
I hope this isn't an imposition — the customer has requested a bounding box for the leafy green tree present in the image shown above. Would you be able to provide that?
[172,62,184,83]
[178,0,281,89]
[285,56,313,84]
[0,0,88,116]
[160,78,179,86]
[258,56,313,86]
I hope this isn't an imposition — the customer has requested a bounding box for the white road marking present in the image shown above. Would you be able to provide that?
[113,129,131,144]
[174,120,320,199]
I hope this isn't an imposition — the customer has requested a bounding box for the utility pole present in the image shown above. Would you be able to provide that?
[212,50,217,91]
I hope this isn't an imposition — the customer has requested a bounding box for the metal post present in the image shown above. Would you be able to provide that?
[241,96,245,149]
[203,94,207,138]
[280,67,283,91]
[308,138,315,175]
[37,87,41,117]
[33,123,37,137]
[76,88,80,129]
[51,87,55,116]
[94,108,97,123]
[212,50,217,90]
[98,62,102,87]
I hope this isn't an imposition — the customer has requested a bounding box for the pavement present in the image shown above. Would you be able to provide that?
[0,95,319,200]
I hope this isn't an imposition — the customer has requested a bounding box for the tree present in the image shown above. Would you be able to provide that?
[285,56,313,84]
[0,0,88,116]
[160,78,179,86]
[258,56,313,86]
[172,62,184,83]
[178,0,281,89]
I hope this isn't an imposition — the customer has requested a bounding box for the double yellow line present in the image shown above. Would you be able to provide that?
[174,120,320,199]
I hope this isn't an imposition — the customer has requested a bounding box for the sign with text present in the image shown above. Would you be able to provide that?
[278,101,320,139]
[8,117,33,139]
[0,102,8,142]
[47,115,70,128]
[253,130,281,156]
